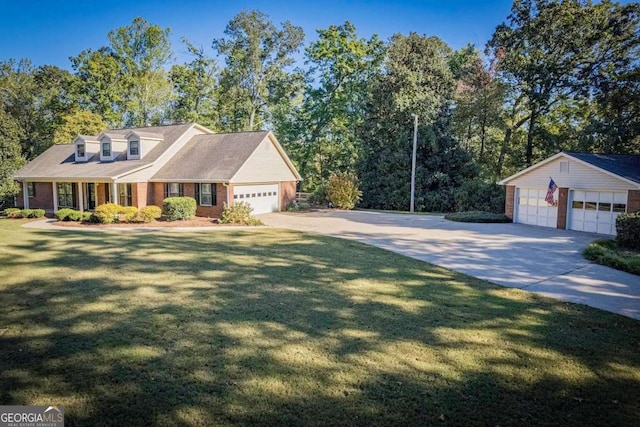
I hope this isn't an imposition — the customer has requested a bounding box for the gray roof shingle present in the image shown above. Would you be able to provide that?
[567,152,640,184]
[151,131,270,181]
[14,123,194,180]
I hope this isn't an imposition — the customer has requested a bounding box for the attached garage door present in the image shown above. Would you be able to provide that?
[233,184,279,214]
[569,191,627,235]
[515,188,558,228]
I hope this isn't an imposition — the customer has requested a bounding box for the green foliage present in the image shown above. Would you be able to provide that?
[120,206,139,222]
[214,10,304,131]
[285,201,305,212]
[93,203,121,224]
[219,202,263,225]
[616,213,640,250]
[82,211,93,221]
[444,211,511,223]
[53,110,108,144]
[583,239,640,276]
[308,186,328,206]
[19,208,45,218]
[327,173,361,209]
[55,208,82,221]
[163,197,196,221]
[139,205,162,223]
[453,180,505,213]
[4,208,21,218]
[0,106,25,203]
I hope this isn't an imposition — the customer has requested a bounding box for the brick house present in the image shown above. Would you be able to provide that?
[499,152,640,235]
[13,123,301,217]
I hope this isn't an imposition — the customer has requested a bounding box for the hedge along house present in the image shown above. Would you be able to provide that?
[499,152,640,236]
[13,123,301,217]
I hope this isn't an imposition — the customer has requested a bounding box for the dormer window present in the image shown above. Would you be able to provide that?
[76,144,85,157]
[102,142,111,158]
[129,140,139,156]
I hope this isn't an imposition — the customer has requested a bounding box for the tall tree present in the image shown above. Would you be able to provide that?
[53,110,108,143]
[278,21,385,191]
[169,38,219,128]
[0,106,24,206]
[358,33,475,211]
[213,10,304,131]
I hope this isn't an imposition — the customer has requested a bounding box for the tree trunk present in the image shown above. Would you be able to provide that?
[248,108,256,131]
[497,127,512,178]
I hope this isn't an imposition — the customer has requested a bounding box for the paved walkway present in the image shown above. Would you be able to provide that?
[260,210,640,320]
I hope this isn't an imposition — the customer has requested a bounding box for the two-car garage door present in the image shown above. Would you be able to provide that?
[516,188,627,235]
[233,184,279,214]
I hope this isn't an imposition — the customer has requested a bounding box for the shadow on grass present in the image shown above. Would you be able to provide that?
[0,220,639,426]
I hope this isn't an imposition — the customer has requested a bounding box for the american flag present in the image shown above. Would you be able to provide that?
[545,178,558,205]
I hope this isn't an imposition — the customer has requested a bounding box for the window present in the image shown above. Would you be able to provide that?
[559,161,569,173]
[129,140,139,156]
[585,202,597,210]
[196,183,216,206]
[76,144,85,157]
[572,201,584,209]
[27,182,36,198]
[118,183,132,206]
[164,183,183,198]
[598,202,611,212]
[57,182,74,208]
[613,203,626,213]
[102,142,111,158]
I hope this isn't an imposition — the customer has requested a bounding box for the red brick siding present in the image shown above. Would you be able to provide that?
[505,185,515,220]
[628,190,640,213]
[18,182,54,211]
[279,181,297,211]
[195,184,227,218]
[96,183,108,205]
[557,188,569,230]
[131,183,148,208]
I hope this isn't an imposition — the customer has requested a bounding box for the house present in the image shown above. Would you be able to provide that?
[13,123,301,217]
[499,152,640,235]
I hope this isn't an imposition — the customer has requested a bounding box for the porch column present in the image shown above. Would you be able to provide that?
[112,182,118,204]
[22,182,29,209]
[52,182,58,212]
[77,182,84,212]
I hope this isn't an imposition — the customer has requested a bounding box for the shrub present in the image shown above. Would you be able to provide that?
[55,208,75,221]
[285,200,305,212]
[163,197,196,221]
[584,239,640,276]
[30,209,45,218]
[616,213,640,250]
[444,211,512,223]
[139,205,162,223]
[20,209,33,218]
[4,208,22,218]
[327,173,362,210]
[219,202,263,225]
[67,210,83,221]
[82,212,93,221]
[308,186,328,206]
[120,206,139,222]
[93,203,121,224]
[453,180,506,214]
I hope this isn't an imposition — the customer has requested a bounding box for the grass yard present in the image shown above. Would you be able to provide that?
[1,219,639,426]
[583,238,640,276]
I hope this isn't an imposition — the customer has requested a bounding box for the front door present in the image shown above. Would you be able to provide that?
[85,183,96,210]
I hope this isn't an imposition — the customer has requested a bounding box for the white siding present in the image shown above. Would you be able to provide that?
[232,138,298,183]
[118,126,206,183]
[508,156,637,191]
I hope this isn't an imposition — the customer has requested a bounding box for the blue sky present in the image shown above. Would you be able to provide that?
[0,0,514,69]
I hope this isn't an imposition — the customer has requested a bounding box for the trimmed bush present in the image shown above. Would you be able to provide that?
[55,208,75,221]
[140,205,162,223]
[219,202,263,225]
[121,206,139,222]
[93,203,121,224]
[29,209,45,218]
[327,173,362,210]
[82,212,93,221]
[67,210,83,221]
[616,213,640,250]
[584,239,640,276]
[4,208,22,218]
[163,197,196,221]
[20,209,33,218]
[453,180,506,214]
[444,211,512,223]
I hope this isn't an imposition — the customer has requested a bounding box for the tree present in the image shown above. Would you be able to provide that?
[53,110,108,143]
[213,10,305,131]
[71,17,174,127]
[358,33,475,211]
[278,21,385,191]
[0,106,24,206]
[169,38,219,128]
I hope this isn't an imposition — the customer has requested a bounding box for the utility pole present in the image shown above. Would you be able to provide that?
[410,114,418,213]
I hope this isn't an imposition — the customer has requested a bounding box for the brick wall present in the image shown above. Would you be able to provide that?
[628,190,640,213]
[280,181,297,211]
[131,183,148,208]
[557,188,569,230]
[505,185,515,220]
[19,182,54,211]
[195,184,227,218]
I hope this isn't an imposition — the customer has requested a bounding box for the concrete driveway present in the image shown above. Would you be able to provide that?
[260,210,640,320]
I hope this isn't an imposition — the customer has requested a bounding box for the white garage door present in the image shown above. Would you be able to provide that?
[515,188,558,228]
[233,184,279,214]
[569,191,627,235]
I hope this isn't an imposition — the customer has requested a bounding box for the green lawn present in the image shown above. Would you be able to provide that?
[1,219,639,426]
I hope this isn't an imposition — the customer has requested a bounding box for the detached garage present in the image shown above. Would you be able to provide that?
[500,152,640,236]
